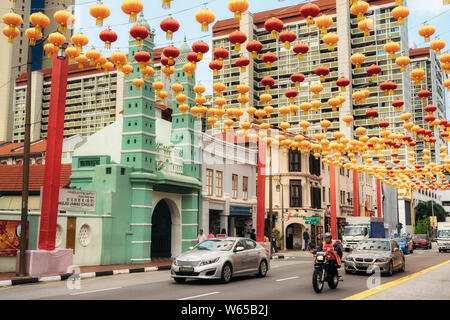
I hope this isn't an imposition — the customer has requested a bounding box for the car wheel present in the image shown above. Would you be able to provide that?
[345,269,351,274]
[400,259,405,272]
[221,263,233,283]
[257,260,268,278]
[174,278,186,284]
[384,261,393,276]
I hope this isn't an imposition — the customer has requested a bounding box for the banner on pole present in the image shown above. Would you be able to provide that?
[0,220,29,256]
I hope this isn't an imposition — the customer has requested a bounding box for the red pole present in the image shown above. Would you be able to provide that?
[256,140,266,242]
[330,164,338,240]
[38,55,68,250]
[376,179,382,218]
[353,169,359,217]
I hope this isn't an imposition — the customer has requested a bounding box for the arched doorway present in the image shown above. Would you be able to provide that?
[151,200,172,258]
[286,223,303,250]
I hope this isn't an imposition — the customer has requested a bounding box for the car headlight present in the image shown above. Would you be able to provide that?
[316,255,324,261]
[375,257,390,262]
[344,256,353,262]
[199,257,220,266]
[173,258,179,266]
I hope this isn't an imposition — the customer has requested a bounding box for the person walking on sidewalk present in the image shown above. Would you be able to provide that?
[197,229,208,243]
[208,229,215,239]
[303,228,310,251]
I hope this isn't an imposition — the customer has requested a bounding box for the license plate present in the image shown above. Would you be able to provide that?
[180,267,194,272]
[356,263,367,268]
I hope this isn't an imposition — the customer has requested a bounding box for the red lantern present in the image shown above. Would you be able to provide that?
[300,3,320,25]
[264,17,284,39]
[246,40,263,60]
[213,48,229,65]
[279,30,296,49]
[129,24,149,46]
[134,50,151,69]
[228,30,247,52]
[160,17,179,40]
[417,89,430,102]
[235,56,250,73]
[261,52,277,69]
[187,51,200,68]
[378,120,390,130]
[314,66,330,82]
[99,28,117,49]
[160,56,175,67]
[367,64,382,81]
[366,108,378,121]
[425,104,437,114]
[209,60,222,76]
[192,40,209,60]
[163,45,180,65]
[285,89,298,103]
[293,43,309,60]
[336,77,350,92]
[380,81,397,95]
[392,100,404,111]
[291,73,305,88]
[261,77,275,92]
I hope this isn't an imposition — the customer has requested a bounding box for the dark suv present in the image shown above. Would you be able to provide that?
[412,234,431,249]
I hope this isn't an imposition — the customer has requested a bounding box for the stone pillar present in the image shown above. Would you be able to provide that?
[181,193,200,252]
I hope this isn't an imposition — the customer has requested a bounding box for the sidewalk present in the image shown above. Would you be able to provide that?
[0,258,172,284]
[273,250,312,258]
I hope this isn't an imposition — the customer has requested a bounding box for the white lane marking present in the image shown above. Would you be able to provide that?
[178,292,220,300]
[70,286,122,296]
[276,276,300,282]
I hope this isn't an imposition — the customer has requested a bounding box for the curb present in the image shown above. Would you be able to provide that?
[0,265,172,288]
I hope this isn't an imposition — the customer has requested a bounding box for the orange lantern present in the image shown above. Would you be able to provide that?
[195,8,215,32]
[29,12,50,33]
[311,100,322,113]
[391,6,409,25]
[2,26,19,43]
[158,90,169,104]
[94,55,107,70]
[430,38,445,55]
[65,46,79,63]
[54,9,74,33]
[300,102,312,115]
[246,107,256,119]
[25,27,42,46]
[320,120,331,132]
[384,41,400,59]
[260,94,272,107]
[322,32,339,51]
[102,61,115,74]
[395,55,410,72]
[109,51,128,71]
[350,1,370,21]
[310,83,323,98]
[121,64,133,78]
[342,115,354,127]
[90,2,111,26]
[418,24,435,42]
[71,32,89,52]
[411,68,425,86]
[75,55,88,69]
[44,43,58,59]
[213,82,226,96]
[215,97,227,109]
[350,52,365,69]
[299,121,311,134]
[182,62,196,78]
[400,112,412,124]
[194,84,206,97]
[358,18,375,36]
[86,48,101,66]
[133,78,144,91]
[264,106,274,118]
[316,14,333,34]
[328,97,340,111]
[228,0,249,20]
[152,81,165,96]
[141,66,154,80]
[2,11,22,34]
[48,32,66,50]
[289,104,299,116]
[279,106,291,119]
[121,0,144,22]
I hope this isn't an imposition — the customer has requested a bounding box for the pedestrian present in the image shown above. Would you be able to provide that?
[208,229,215,239]
[264,234,269,242]
[250,229,256,241]
[197,229,208,243]
[303,228,310,251]
[271,233,277,253]
[221,228,227,235]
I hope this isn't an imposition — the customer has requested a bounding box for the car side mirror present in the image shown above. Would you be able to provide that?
[235,246,245,252]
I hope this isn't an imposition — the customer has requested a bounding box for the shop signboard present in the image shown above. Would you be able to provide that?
[0,220,28,256]
[58,188,96,212]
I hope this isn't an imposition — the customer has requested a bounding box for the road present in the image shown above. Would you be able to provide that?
[0,246,448,300]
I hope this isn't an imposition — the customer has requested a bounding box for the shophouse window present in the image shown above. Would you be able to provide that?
[232,174,238,199]
[290,180,302,208]
[309,154,321,176]
[216,171,223,197]
[243,176,248,200]
[311,186,322,209]
[206,169,213,196]
[289,150,302,172]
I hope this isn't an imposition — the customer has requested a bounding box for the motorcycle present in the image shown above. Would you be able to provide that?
[312,249,341,293]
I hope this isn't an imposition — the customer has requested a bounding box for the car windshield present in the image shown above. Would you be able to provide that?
[393,238,405,244]
[355,240,390,251]
[194,239,235,251]
[413,235,427,240]
[344,226,367,236]
[438,230,450,238]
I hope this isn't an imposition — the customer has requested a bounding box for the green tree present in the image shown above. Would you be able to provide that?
[414,201,447,224]
[414,218,431,235]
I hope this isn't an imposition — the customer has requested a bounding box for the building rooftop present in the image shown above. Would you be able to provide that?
[409,47,431,60]
[0,164,71,192]
[0,139,47,157]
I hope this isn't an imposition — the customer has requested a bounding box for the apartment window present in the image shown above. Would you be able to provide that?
[311,186,322,209]
[206,169,213,196]
[232,174,238,199]
[243,176,248,201]
[289,150,301,172]
[290,180,302,208]
[216,171,223,197]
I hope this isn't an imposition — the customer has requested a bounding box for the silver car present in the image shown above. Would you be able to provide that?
[171,237,270,283]
[343,239,405,276]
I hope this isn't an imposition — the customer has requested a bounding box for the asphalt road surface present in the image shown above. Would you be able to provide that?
[0,246,448,300]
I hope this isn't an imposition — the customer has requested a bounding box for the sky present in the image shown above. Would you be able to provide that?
[70,0,450,98]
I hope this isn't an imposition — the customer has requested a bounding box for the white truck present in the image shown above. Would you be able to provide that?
[437,222,450,253]
[342,217,385,251]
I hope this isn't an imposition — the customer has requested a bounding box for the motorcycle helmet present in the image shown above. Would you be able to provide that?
[324,232,332,241]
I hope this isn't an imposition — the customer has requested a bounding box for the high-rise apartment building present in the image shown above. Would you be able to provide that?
[12,64,124,142]
[0,0,75,142]
[212,0,411,162]
[409,47,446,165]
